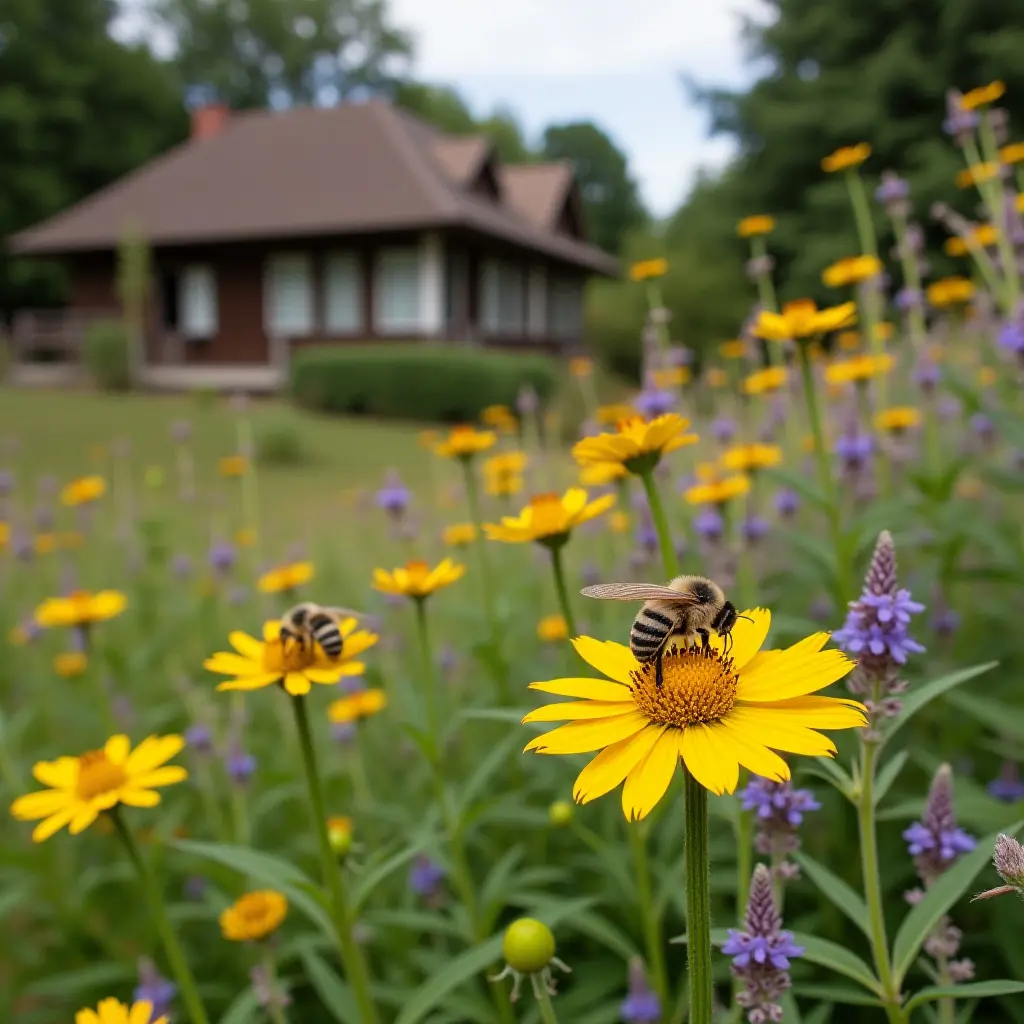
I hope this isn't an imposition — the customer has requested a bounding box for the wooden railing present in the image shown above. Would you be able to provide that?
[10,309,120,363]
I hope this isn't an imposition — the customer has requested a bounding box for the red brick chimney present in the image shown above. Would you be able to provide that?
[191,103,231,142]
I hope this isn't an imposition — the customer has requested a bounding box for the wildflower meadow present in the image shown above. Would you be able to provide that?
[8,82,1024,1024]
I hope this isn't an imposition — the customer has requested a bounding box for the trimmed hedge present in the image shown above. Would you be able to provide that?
[83,319,132,391]
[290,343,561,422]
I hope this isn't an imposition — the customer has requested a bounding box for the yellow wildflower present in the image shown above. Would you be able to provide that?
[719,340,748,360]
[373,559,466,599]
[34,533,57,555]
[435,425,497,460]
[74,998,167,1024]
[483,451,528,497]
[874,407,922,433]
[36,590,126,629]
[629,258,668,282]
[755,299,858,342]
[537,615,570,643]
[60,475,106,507]
[609,511,630,534]
[54,651,88,678]
[481,404,518,432]
[328,688,387,724]
[443,522,477,547]
[684,474,751,506]
[235,526,258,548]
[824,354,895,386]
[1000,143,1024,165]
[651,366,691,388]
[257,561,314,594]
[978,366,997,388]
[959,81,1006,110]
[737,215,775,238]
[822,255,883,288]
[596,403,638,425]
[579,461,627,486]
[484,488,615,547]
[218,455,248,477]
[706,368,728,388]
[220,890,288,942]
[956,162,1000,189]
[821,143,871,173]
[327,816,353,855]
[569,356,594,378]
[742,367,788,396]
[572,414,698,475]
[927,277,976,308]
[720,444,783,473]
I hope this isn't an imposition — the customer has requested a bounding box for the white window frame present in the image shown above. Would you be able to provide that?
[264,253,315,337]
[323,252,363,334]
[375,248,422,333]
[179,264,218,339]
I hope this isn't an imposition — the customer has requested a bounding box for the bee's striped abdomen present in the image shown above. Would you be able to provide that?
[629,606,675,663]
[309,613,343,657]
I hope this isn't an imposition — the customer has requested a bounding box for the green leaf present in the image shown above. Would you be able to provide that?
[25,963,133,998]
[892,822,1024,986]
[351,839,429,912]
[791,984,883,1007]
[457,731,521,819]
[874,750,909,806]
[882,663,999,749]
[170,839,332,937]
[779,992,803,1023]
[904,981,1024,1014]
[801,756,855,800]
[762,466,829,509]
[458,708,530,724]
[804,1005,834,1024]
[569,910,639,960]
[946,691,1024,745]
[218,988,262,1024]
[300,950,357,1024]
[793,852,871,939]
[788,931,883,995]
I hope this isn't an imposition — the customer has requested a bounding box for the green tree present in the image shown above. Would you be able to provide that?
[689,0,1024,299]
[0,0,187,314]
[152,0,412,109]
[542,121,646,254]
[478,107,534,164]
[393,81,478,134]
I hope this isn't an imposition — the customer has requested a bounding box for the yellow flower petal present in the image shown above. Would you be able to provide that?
[33,757,77,788]
[76,1011,102,1024]
[216,674,282,691]
[304,667,345,684]
[570,637,637,685]
[737,647,854,702]
[522,700,639,724]
[69,805,100,835]
[707,607,769,669]
[714,717,790,781]
[746,695,867,728]
[284,672,312,696]
[572,724,665,804]
[680,724,737,796]
[119,789,162,807]
[126,735,186,775]
[129,1002,156,1024]
[203,652,261,676]
[528,678,634,701]
[131,765,188,789]
[621,728,681,820]
[725,706,837,756]
[10,790,70,818]
[525,710,649,755]
[230,631,265,659]
[104,734,131,765]
[32,807,77,843]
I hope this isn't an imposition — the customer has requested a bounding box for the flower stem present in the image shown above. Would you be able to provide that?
[548,544,578,636]
[846,169,878,257]
[413,598,441,758]
[533,979,561,1024]
[462,460,496,626]
[290,696,379,1024]
[639,470,679,577]
[684,770,713,1024]
[112,810,210,1024]
[262,947,290,1024]
[628,823,668,1008]
[730,802,753,1018]
[751,237,780,368]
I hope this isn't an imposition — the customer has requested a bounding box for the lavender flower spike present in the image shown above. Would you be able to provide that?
[904,764,975,888]
[619,957,661,1023]
[723,864,802,1022]
[739,776,820,876]
[134,958,177,1020]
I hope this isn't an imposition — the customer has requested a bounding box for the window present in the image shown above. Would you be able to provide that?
[179,264,217,339]
[480,258,525,336]
[548,276,582,339]
[375,249,421,332]
[265,254,314,336]
[324,253,362,333]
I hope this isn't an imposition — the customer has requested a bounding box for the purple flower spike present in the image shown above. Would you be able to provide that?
[226,750,257,787]
[376,469,411,518]
[740,776,820,864]
[743,515,771,545]
[634,387,676,419]
[988,762,1024,803]
[904,764,975,887]
[693,507,724,541]
[876,171,911,212]
[620,957,661,1023]
[134,958,177,1020]
[208,539,237,575]
[773,487,800,519]
[711,416,738,444]
[409,856,445,901]
[185,723,214,755]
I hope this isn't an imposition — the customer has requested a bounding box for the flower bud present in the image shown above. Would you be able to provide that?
[994,832,1024,887]
[327,816,353,857]
[548,800,574,827]
[501,918,555,974]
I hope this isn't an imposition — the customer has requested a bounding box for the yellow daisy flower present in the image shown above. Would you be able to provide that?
[235,526,258,548]
[35,590,127,629]
[9,734,187,842]
[373,559,466,599]
[742,367,789,396]
[959,81,1005,110]
[34,532,57,555]
[629,258,668,282]
[328,688,387,724]
[220,890,288,942]
[706,368,728,389]
[54,651,88,678]
[257,561,314,594]
[537,615,569,643]
[204,618,376,696]
[579,461,628,486]
[0,521,8,549]
[927,277,976,308]
[522,611,864,817]
[483,451,528,496]
[60,475,107,507]
[481,404,518,432]
[684,474,751,506]
[484,488,615,547]
[443,522,478,547]
[836,330,860,352]
[720,443,783,473]
[572,414,698,475]
[874,407,922,433]
[434,425,497,460]
[651,366,691,388]
[824,353,895,386]
[569,356,594,378]
[944,225,999,256]
[821,143,871,173]
[75,997,167,1024]
[595,402,639,425]
[737,215,775,238]
[719,340,747,360]
[1000,142,1024,165]
[822,255,883,288]
[218,455,248,477]
[755,299,857,342]
[608,511,630,534]
[955,162,1000,189]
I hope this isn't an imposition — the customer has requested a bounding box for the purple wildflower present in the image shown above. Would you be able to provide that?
[904,764,975,887]
[931,606,961,638]
[876,171,911,211]
[743,515,771,545]
[723,864,802,1022]
[332,720,356,744]
[170,419,192,443]
[711,416,738,444]
[635,515,658,556]
[184,875,207,901]
[834,432,874,473]
[693,507,724,542]
[895,287,924,313]
[740,776,821,862]
[970,412,995,442]
[773,488,800,519]
[185,723,215,755]
[376,469,411,518]
[620,958,661,1023]
[634,387,676,419]
[913,357,941,393]
[943,91,981,138]
[226,750,257,787]
[987,762,1024,803]
[208,540,236,575]
[409,856,445,901]
[998,304,1024,358]
[11,531,33,561]
[134,958,176,1020]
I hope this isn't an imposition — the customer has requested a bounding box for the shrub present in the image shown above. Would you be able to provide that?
[254,417,309,466]
[83,319,132,391]
[290,344,561,423]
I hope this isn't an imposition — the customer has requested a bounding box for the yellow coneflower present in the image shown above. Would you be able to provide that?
[523,611,863,816]
[373,559,465,599]
[651,366,691,388]
[571,414,698,476]
[235,526,258,548]
[35,590,127,629]
[754,299,858,342]
[74,998,168,1024]
[595,403,638,425]
[483,451,528,497]
[484,488,615,547]
[927,277,976,308]
[720,443,783,473]
[9,734,187,842]
[705,368,728,389]
[204,618,375,695]
[822,255,883,288]
[537,615,569,643]
[684,473,751,507]
[569,356,594,378]
[218,455,248,478]
[60,475,106,507]
[629,258,668,282]
[220,890,288,942]
[257,561,314,594]
[737,215,775,238]
[434,425,497,460]
[34,533,58,555]
[945,224,999,256]
[955,162,1000,189]
[874,407,922,433]
[719,340,747,360]
[608,510,630,534]
[821,143,871,173]
[742,367,788,396]
[959,81,1005,111]
[53,651,88,678]
[824,353,895,386]
[836,330,861,351]
[579,461,627,486]
[328,688,387,724]
[442,522,477,547]
[1000,142,1024,165]
[481,404,518,432]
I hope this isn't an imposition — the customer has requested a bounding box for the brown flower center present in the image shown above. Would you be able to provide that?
[76,749,127,801]
[264,637,315,674]
[629,645,738,727]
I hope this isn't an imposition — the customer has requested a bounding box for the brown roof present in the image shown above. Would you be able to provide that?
[500,163,575,228]
[10,101,617,275]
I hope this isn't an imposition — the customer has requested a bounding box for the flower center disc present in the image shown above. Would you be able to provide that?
[76,750,127,800]
[630,646,738,727]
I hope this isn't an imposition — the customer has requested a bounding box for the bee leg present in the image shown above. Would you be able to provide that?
[696,628,711,650]
[655,650,664,689]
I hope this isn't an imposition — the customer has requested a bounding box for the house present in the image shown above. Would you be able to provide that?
[7,100,617,391]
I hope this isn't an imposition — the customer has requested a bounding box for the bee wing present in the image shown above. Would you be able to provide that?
[580,583,698,603]
[320,606,366,622]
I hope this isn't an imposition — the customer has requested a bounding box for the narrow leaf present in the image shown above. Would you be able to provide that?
[791,984,883,1007]
[874,751,909,806]
[218,989,262,1024]
[300,951,357,1024]
[352,839,428,912]
[904,981,1024,1013]
[788,931,883,995]
[793,852,871,939]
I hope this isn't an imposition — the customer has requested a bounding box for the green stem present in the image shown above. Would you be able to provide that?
[462,459,496,625]
[846,169,878,257]
[628,824,668,1008]
[639,470,679,578]
[977,113,1021,312]
[936,956,956,1024]
[534,980,561,1024]
[684,771,713,1024]
[413,599,441,758]
[112,811,210,1024]
[751,237,780,368]
[548,544,578,637]
[731,803,753,1018]
[291,696,379,1024]
[235,416,263,575]
[645,282,671,354]
[262,947,290,1024]
[891,212,928,353]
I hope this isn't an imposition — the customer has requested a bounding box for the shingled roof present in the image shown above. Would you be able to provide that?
[10,100,617,275]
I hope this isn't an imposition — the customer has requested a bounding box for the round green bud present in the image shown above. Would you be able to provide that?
[548,800,573,827]
[144,466,165,490]
[501,918,555,974]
